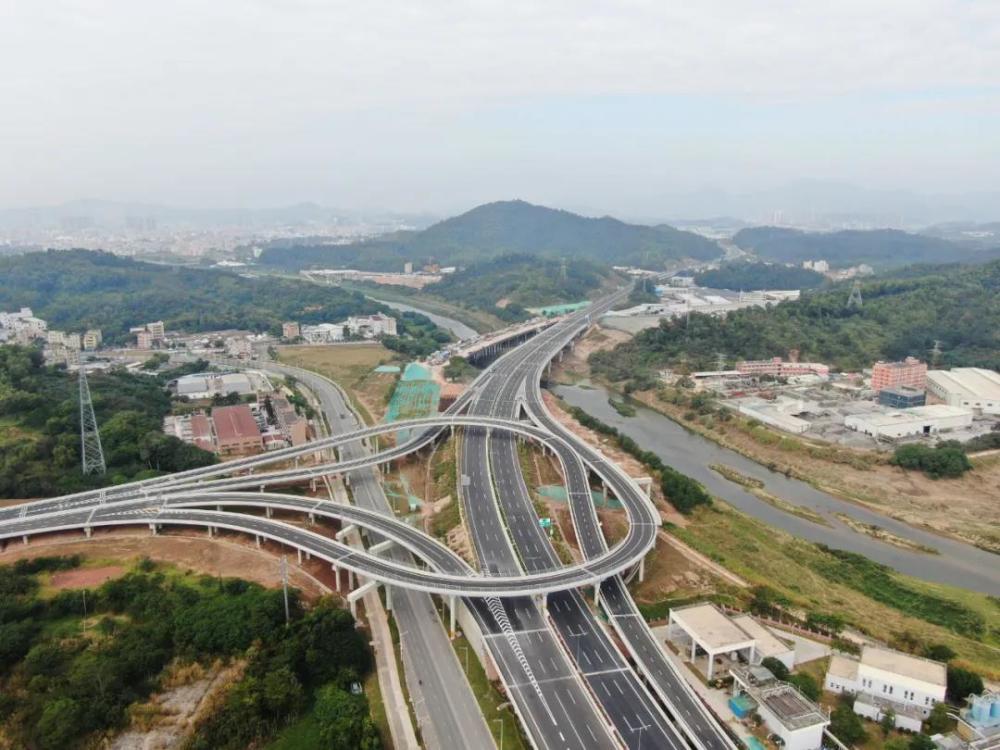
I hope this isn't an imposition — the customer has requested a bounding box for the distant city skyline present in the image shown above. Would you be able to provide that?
[3,2,998,220]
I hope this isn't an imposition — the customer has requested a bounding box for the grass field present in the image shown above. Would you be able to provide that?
[670,502,1000,677]
[276,343,399,424]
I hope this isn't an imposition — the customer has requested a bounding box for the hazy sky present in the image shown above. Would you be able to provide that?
[3,1,999,215]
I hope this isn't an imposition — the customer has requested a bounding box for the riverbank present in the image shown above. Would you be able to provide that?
[338,281,504,334]
[547,391,1000,677]
[551,325,1000,555]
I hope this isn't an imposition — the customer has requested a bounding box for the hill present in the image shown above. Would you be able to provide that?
[731,227,986,269]
[0,250,401,344]
[259,200,722,271]
[424,254,612,322]
[694,262,827,291]
[591,260,1000,377]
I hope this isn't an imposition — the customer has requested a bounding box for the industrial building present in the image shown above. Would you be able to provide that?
[736,357,830,379]
[211,404,263,455]
[824,645,946,732]
[958,691,1000,749]
[729,395,821,434]
[927,368,1000,416]
[878,386,926,409]
[174,372,255,400]
[731,665,829,750]
[282,321,300,340]
[844,404,972,440]
[871,357,927,394]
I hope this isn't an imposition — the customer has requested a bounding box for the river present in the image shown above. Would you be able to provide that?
[369,298,479,341]
[554,383,1000,595]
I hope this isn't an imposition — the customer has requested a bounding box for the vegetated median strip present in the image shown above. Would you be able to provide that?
[709,464,830,527]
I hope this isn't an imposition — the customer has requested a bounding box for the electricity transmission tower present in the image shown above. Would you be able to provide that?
[847,280,863,309]
[930,339,943,367]
[79,368,106,475]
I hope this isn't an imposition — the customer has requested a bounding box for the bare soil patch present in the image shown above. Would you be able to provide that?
[50,565,124,590]
[0,533,330,600]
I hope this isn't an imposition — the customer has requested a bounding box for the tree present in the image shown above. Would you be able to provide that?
[924,644,956,662]
[788,673,820,702]
[925,702,952,734]
[314,684,380,749]
[909,734,937,750]
[880,708,896,737]
[829,704,867,746]
[34,697,83,750]
[761,657,790,681]
[946,666,983,702]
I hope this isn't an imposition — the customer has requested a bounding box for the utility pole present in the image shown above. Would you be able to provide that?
[79,368,106,475]
[280,555,291,626]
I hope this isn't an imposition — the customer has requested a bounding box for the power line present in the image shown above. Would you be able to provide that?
[79,369,106,476]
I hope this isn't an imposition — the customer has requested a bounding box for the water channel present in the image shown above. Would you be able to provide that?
[369,298,479,341]
[554,383,1000,596]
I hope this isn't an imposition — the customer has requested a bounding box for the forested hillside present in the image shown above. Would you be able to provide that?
[0,346,215,497]
[0,557,377,750]
[591,260,1000,378]
[424,254,612,322]
[694,262,827,290]
[732,226,990,269]
[0,250,389,343]
[260,200,722,271]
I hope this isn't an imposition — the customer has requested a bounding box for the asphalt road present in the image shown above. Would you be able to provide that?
[260,362,495,750]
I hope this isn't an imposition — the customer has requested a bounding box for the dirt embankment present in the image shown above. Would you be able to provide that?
[0,533,333,600]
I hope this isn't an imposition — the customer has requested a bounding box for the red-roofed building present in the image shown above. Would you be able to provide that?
[189,413,216,452]
[211,404,263,455]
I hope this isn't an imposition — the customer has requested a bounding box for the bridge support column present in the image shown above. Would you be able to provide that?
[149,523,158,536]
[308,512,316,524]
[449,596,457,638]
[216,505,222,512]
[84,527,92,539]
[385,585,392,611]
[265,506,272,518]
[594,580,602,609]
[22,535,28,545]
[259,484,265,493]
[639,556,645,583]
[331,564,339,591]
[207,526,213,538]
[297,548,302,565]
[255,535,261,548]
[310,478,317,492]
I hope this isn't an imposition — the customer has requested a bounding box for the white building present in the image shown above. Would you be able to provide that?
[301,323,345,344]
[346,313,397,338]
[0,307,48,343]
[844,404,973,440]
[824,645,946,732]
[225,337,253,359]
[174,372,255,400]
[732,665,829,750]
[927,368,1000,416]
[668,603,756,680]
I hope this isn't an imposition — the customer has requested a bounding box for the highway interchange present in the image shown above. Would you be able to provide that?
[0,287,737,750]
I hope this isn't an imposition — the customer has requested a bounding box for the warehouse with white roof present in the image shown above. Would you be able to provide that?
[927,368,1000,416]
